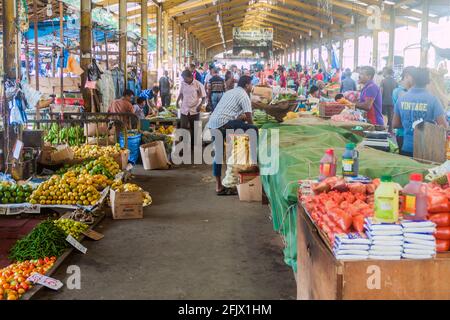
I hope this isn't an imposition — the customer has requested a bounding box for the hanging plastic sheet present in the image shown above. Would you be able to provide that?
[97,70,116,112]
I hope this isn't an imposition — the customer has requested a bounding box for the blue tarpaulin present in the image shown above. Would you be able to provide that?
[25,20,118,44]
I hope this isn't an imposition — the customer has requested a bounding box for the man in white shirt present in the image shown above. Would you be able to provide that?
[176,70,206,149]
[207,75,257,195]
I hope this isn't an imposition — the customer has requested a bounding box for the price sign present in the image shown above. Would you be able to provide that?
[82,229,104,241]
[66,235,87,254]
[27,273,63,290]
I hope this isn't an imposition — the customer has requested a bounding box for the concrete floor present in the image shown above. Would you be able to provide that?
[34,164,296,300]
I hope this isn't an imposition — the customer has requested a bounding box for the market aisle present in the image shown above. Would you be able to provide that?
[34,164,296,300]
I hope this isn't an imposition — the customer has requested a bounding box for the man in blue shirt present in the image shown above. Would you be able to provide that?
[393,67,448,157]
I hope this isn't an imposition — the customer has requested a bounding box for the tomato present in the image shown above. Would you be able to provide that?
[20,283,29,290]
[17,288,25,295]
[2,283,10,290]
[17,276,25,283]
[436,239,450,252]
[435,227,450,240]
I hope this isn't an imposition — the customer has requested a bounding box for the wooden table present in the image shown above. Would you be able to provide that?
[296,204,450,300]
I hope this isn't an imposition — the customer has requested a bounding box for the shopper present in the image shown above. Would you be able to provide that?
[133,97,146,119]
[176,70,206,148]
[355,66,384,126]
[207,68,226,112]
[107,89,135,129]
[314,68,324,81]
[207,75,257,196]
[340,69,357,93]
[380,67,398,132]
[189,63,202,82]
[393,67,448,157]
[224,71,235,91]
[159,70,172,108]
[392,66,416,151]
[139,86,160,115]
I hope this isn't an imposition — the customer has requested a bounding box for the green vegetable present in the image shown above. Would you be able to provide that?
[9,219,68,261]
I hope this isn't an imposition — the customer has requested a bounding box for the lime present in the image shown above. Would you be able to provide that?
[4,191,11,198]
[1,198,8,204]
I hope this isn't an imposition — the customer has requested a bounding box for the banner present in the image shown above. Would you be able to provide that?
[232,28,273,58]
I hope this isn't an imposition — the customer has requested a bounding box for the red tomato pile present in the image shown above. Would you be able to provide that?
[0,257,56,300]
[428,183,450,252]
[301,177,378,244]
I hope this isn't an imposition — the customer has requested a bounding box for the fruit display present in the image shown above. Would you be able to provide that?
[72,144,121,160]
[54,219,89,239]
[141,131,173,154]
[156,125,175,135]
[57,155,120,178]
[0,257,57,300]
[283,111,299,121]
[9,220,68,262]
[64,208,95,224]
[29,171,103,206]
[44,123,85,146]
[0,182,33,204]
[112,182,152,206]
[253,109,278,127]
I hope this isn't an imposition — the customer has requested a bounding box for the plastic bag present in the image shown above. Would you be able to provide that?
[435,226,450,240]
[428,189,450,213]
[428,212,450,227]
[352,214,365,233]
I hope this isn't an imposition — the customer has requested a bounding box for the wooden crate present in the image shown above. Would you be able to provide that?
[296,204,450,300]
[413,122,447,163]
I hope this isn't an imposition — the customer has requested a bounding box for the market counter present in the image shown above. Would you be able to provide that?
[296,204,450,300]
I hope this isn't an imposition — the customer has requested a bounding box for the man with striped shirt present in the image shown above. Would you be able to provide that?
[207,75,257,195]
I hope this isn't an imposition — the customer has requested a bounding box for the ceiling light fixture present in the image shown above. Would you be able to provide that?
[309,29,312,36]
[351,15,354,25]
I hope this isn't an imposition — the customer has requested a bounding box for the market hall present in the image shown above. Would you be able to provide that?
[1,0,450,301]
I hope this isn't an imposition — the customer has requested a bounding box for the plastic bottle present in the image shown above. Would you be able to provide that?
[402,173,428,221]
[319,149,337,180]
[342,143,359,177]
[374,175,400,223]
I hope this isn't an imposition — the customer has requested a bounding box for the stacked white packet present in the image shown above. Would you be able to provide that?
[401,220,436,259]
[333,233,371,260]
[365,218,403,260]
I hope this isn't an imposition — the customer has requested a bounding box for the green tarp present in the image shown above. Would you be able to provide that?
[259,123,432,272]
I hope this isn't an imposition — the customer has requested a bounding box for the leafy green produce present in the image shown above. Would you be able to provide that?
[44,124,85,146]
[9,220,68,261]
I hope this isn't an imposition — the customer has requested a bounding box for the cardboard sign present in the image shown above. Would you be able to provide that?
[13,140,24,160]
[27,273,63,290]
[82,229,104,240]
[66,235,87,254]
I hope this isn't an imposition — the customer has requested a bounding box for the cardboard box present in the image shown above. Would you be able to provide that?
[239,172,259,184]
[140,141,170,170]
[84,123,115,137]
[112,149,129,170]
[50,145,74,164]
[237,176,262,202]
[110,189,143,219]
[38,146,56,165]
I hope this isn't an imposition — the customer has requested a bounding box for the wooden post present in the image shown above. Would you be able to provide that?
[163,11,169,70]
[33,0,39,90]
[141,0,148,90]
[310,44,313,65]
[156,6,162,73]
[303,41,307,66]
[119,0,127,84]
[59,1,65,114]
[339,39,344,70]
[387,8,395,68]
[80,0,92,111]
[178,24,182,70]
[318,44,322,68]
[372,29,379,70]
[327,40,333,70]
[172,19,177,81]
[353,21,359,70]
[420,0,429,67]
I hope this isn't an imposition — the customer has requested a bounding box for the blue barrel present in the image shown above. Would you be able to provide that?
[119,133,142,164]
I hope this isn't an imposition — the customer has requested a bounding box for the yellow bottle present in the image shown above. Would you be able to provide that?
[374,175,399,223]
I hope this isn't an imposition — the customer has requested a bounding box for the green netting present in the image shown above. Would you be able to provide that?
[259,123,433,272]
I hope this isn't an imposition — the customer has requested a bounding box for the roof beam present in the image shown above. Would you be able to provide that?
[168,0,214,16]
[175,0,249,21]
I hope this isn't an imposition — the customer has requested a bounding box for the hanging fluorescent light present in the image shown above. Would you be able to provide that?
[300,35,302,39]
[351,15,355,25]
[309,29,312,36]
[320,30,323,38]
[330,17,334,25]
